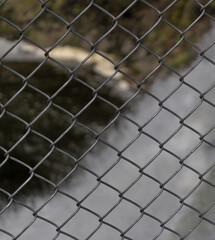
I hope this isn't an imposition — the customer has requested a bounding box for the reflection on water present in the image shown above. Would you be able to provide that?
[1,30,215,239]
[0,61,127,199]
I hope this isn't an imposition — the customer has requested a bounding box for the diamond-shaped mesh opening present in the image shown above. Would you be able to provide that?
[204,126,215,143]
[197,0,212,4]
[145,151,181,182]
[146,0,174,12]
[123,132,160,166]
[16,217,57,239]
[88,52,117,79]
[0,190,10,213]
[165,166,200,198]
[0,202,35,236]
[203,166,215,185]
[205,1,215,17]
[0,232,12,240]
[156,229,180,240]
[45,1,91,23]
[143,108,180,142]
[14,175,55,208]
[95,0,134,16]
[185,142,215,173]
[119,44,161,82]
[9,131,51,167]
[187,219,215,240]
[3,61,44,78]
[80,141,118,175]
[0,65,24,105]
[27,60,70,96]
[78,96,118,131]
[61,208,99,239]
[38,192,78,226]
[117,0,159,38]
[73,64,108,90]
[31,104,73,141]
[147,191,182,222]
[6,85,49,123]
[47,32,92,67]
[0,158,30,194]
[168,205,201,236]
[124,173,160,207]
[54,234,73,240]
[59,167,98,201]
[0,113,27,149]
[24,10,68,48]
[183,14,213,45]
[89,223,122,240]
[0,148,7,165]
[185,180,215,210]
[35,148,76,185]
[52,78,94,116]
[163,83,201,117]
[142,20,181,57]
[0,0,41,29]
[184,58,215,92]
[95,79,133,108]
[97,25,137,59]
[186,100,215,133]
[204,204,215,222]
[204,85,215,105]
[0,16,20,40]
[162,0,203,31]
[55,123,96,159]
[194,27,215,57]
[102,158,140,191]
[99,116,136,146]
[163,39,200,69]
[71,5,115,44]
[126,214,161,240]
[82,183,119,216]
[149,70,181,98]
[105,199,141,230]
[124,90,160,124]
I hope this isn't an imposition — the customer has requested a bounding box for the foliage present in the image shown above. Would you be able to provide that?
[0,0,214,77]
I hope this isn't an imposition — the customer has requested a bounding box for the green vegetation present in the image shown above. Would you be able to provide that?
[0,0,215,81]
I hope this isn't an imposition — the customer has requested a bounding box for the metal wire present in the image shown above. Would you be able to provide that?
[0,0,215,239]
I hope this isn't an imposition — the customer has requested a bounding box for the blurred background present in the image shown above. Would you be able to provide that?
[0,1,215,240]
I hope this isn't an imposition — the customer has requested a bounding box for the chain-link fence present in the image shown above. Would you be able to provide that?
[1,0,215,239]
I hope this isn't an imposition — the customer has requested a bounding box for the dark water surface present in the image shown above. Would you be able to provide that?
[1,28,215,240]
[0,60,129,197]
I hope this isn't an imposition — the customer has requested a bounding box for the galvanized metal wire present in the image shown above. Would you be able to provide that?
[0,0,215,239]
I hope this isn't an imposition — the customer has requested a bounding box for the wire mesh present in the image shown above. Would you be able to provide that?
[0,0,215,239]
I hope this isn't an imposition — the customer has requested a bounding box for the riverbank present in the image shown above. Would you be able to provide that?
[1,1,215,81]
[0,37,134,102]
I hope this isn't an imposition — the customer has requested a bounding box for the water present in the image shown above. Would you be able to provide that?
[0,28,215,239]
